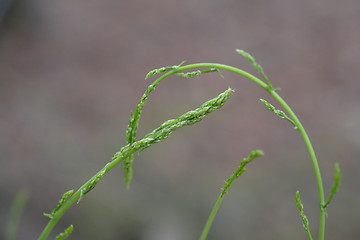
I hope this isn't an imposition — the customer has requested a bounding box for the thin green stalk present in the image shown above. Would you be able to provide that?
[200,195,222,240]
[145,62,325,239]
[200,150,263,240]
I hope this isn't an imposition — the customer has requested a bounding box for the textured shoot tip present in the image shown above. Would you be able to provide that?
[176,68,220,79]
[295,191,303,211]
[249,150,264,159]
[236,49,256,65]
[260,98,274,111]
[333,163,341,194]
[145,61,186,79]
[260,99,296,127]
[221,149,263,197]
[45,189,74,218]
[295,191,312,239]
[55,224,74,240]
[323,163,341,209]
[236,49,272,89]
[77,169,106,204]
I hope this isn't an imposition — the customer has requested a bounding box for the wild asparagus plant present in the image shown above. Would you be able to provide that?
[38,49,340,240]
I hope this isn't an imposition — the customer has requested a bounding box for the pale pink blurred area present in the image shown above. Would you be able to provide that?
[1,0,360,239]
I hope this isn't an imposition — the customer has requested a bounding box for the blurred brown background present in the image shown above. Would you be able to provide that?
[1,0,359,239]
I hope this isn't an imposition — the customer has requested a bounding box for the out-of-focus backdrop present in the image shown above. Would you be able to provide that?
[1,0,359,239]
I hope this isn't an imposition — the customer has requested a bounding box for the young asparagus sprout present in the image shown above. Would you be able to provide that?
[145,61,185,79]
[295,191,313,240]
[55,225,74,240]
[322,163,341,210]
[236,49,273,90]
[260,99,297,128]
[43,190,74,219]
[176,68,223,79]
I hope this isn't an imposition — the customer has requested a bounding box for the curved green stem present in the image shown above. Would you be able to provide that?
[200,195,222,240]
[144,63,325,239]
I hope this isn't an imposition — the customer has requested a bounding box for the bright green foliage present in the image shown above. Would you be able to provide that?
[55,225,73,240]
[200,150,263,240]
[44,190,73,219]
[260,99,297,127]
[295,191,313,240]
[38,50,340,240]
[176,68,223,79]
[236,49,272,89]
[323,163,341,210]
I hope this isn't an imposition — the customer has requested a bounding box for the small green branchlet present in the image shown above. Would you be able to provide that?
[236,49,273,90]
[221,150,263,197]
[145,61,185,79]
[295,191,313,240]
[55,225,73,240]
[200,150,263,240]
[77,168,106,203]
[44,190,74,219]
[260,99,297,128]
[176,68,223,79]
[322,163,341,210]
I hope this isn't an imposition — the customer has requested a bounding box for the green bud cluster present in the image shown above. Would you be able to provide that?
[145,61,185,79]
[295,191,312,240]
[236,49,273,90]
[260,99,296,127]
[176,68,222,79]
[221,150,263,197]
[323,163,341,210]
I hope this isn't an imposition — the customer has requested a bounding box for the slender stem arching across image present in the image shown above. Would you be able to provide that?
[38,50,340,240]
